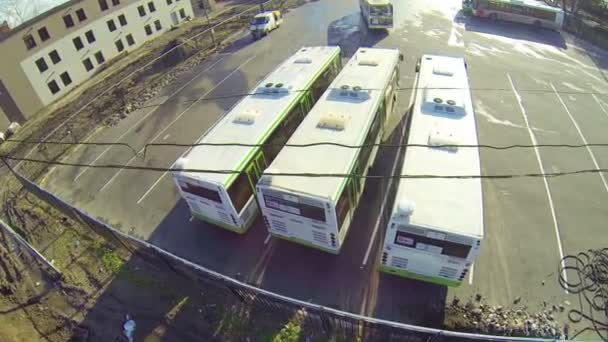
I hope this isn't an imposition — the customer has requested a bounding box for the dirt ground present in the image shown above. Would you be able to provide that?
[0,171,309,342]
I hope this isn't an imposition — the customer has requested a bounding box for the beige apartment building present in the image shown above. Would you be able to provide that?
[0,0,196,130]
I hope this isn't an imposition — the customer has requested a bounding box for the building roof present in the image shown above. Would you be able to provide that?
[261,48,400,201]
[0,0,82,42]
[176,46,341,186]
[394,55,483,238]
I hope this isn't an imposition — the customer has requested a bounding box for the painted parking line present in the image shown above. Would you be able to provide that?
[592,93,608,119]
[469,263,474,285]
[73,54,230,182]
[551,83,608,194]
[264,234,272,245]
[508,73,568,292]
[98,54,257,193]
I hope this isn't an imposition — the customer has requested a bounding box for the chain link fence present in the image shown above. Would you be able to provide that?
[6,156,561,341]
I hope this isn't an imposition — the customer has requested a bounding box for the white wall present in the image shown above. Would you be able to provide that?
[19,0,194,106]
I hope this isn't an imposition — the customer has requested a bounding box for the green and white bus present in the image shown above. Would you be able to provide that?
[257,48,401,254]
[172,46,342,234]
[379,55,484,286]
[472,0,564,29]
[360,0,394,29]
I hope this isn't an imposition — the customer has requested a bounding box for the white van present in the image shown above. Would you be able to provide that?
[250,11,283,39]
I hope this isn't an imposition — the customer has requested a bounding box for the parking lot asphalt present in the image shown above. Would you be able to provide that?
[38,0,607,330]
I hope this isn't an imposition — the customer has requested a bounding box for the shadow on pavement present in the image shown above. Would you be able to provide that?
[328,12,389,58]
[371,273,448,327]
[462,15,567,49]
[146,199,268,278]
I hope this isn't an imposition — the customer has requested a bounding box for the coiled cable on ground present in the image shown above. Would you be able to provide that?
[559,248,608,341]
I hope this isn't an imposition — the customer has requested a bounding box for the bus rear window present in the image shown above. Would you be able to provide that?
[180,182,222,203]
[394,231,470,259]
[263,194,326,223]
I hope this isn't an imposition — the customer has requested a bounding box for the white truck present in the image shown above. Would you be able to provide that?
[250,11,283,39]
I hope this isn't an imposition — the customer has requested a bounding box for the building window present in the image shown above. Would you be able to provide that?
[60,71,72,86]
[63,14,74,28]
[166,0,172,4]
[76,9,87,22]
[144,24,152,35]
[85,30,96,43]
[118,14,127,26]
[73,36,84,50]
[126,34,135,46]
[38,27,50,41]
[99,0,108,11]
[94,51,105,64]
[179,8,186,18]
[154,19,162,30]
[35,58,48,73]
[112,0,120,5]
[148,1,156,12]
[83,58,94,71]
[107,19,116,32]
[23,34,36,50]
[138,5,146,16]
[49,50,61,64]
[115,39,124,52]
[47,80,60,94]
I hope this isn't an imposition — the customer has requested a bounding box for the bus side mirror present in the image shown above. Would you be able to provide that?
[399,54,404,61]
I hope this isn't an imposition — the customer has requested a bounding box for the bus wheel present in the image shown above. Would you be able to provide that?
[489,13,498,21]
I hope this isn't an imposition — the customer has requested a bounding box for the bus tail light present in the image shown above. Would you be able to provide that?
[262,215,271,230]
[330,233,336,247]
[382,252,388,265]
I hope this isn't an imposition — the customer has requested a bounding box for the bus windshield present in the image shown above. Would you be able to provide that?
[370,4,392,16]
[252,16,269,25]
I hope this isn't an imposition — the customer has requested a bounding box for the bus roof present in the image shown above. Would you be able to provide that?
[365,0,392,5]
[261,48,400,201]
[176,46,340,185]
[395,55,483,238]
[488,0,563,12]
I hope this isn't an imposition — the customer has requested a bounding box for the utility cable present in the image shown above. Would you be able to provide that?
[3,154,608,180]
[142,142,608,158]
[3,137,608,160]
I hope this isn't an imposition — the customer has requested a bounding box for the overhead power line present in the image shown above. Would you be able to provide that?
[83,86,608,113]
[3,137,608,160]
[2,154,607,180]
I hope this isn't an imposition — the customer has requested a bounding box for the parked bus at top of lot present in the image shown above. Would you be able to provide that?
[470,0,564,29]
[360,0,394,29]
[172,46,342,234]
[379,55,483,287]
[257,48,402,254]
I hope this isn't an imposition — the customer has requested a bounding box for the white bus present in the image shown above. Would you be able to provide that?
[360,0,394,29]
[172,46,342,234]
[379,55,484,287]
[471,0,564,29]
[257,48,402,254]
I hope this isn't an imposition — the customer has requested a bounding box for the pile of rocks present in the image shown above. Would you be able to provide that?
[445,295,566,339]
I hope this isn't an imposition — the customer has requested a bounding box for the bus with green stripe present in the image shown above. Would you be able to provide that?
[379,55,483,286]
[172,46,342,234]
[256,48,402,254]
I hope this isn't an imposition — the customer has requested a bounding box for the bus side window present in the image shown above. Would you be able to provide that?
[262,96,306,162]
[335,184,349,231]
[227,171,254,214]
[312,68,333,100]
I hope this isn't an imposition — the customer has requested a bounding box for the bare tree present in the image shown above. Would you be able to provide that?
[0,0,42,27]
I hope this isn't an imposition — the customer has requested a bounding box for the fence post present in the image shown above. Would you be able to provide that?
[318,307,334,338]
